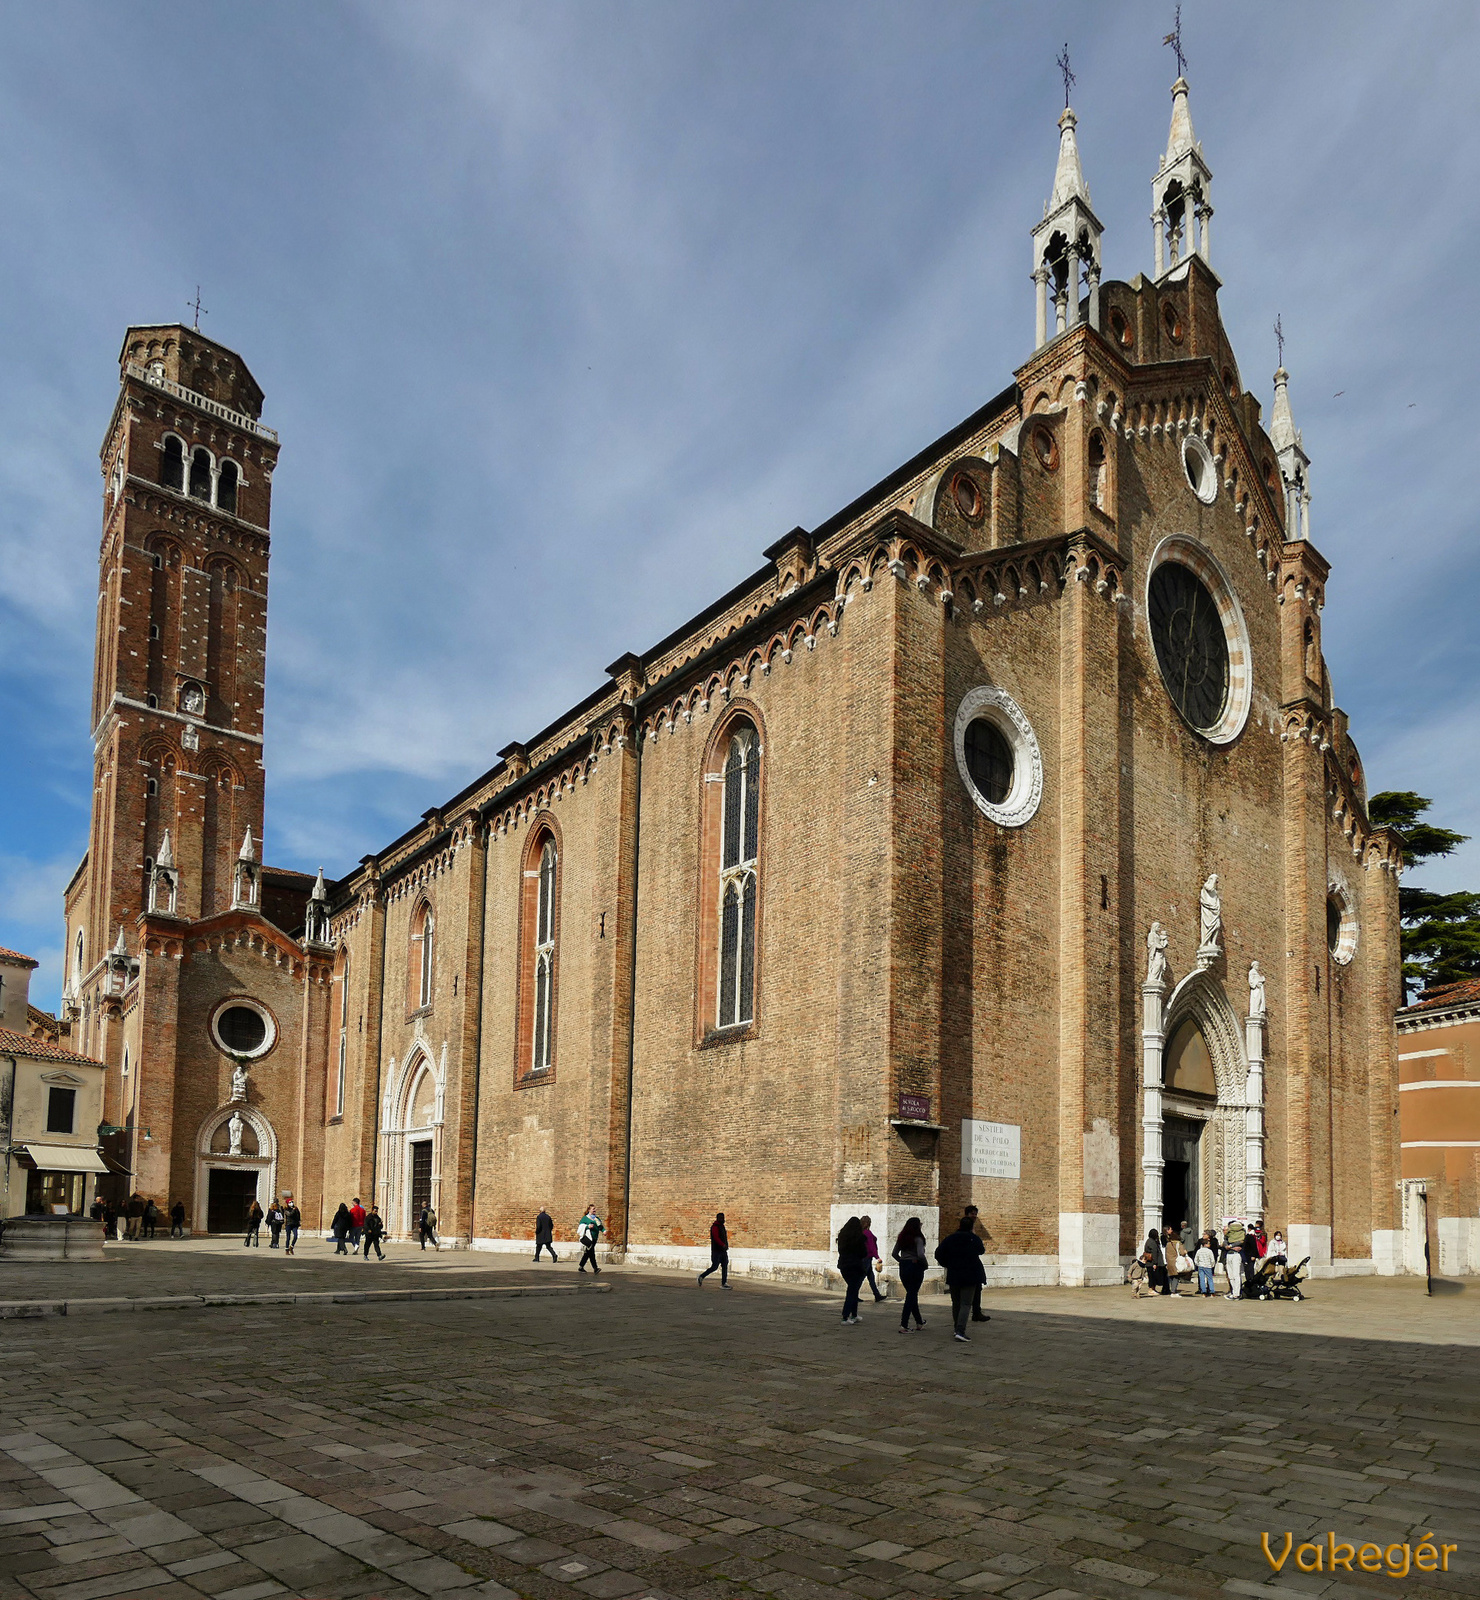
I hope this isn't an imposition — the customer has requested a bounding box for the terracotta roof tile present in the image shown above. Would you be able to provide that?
[0,1028,102,1067]
[0,947,38,966]
[1399,977,1480,1016]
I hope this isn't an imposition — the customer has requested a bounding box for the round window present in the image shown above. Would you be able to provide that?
[1031,426,1059,472]
[1149,563,1229,734]
[1182,435,1217,504]
[211,1000,275,1059]
[952,472,983,519]
[953,687,1043,828]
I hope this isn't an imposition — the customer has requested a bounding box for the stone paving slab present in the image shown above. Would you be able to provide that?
[0,1286,609,1322]
[0,1275,1473,1600]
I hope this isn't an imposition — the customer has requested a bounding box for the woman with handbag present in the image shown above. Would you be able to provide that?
[890,1217,929,1333]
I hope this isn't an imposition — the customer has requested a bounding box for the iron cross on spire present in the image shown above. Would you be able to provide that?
[1056,42,1076,108]
[1274,313,1285,367]
[188,287,207,331]
[1163,5,1187,77]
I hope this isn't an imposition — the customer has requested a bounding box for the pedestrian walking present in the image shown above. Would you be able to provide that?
[891,1217,928,1332]
[348,1197,367,1250]
[534,1207,558,1262]
[963,1206,993,1321]
[697,1212,731,1287]
[266,1199,284,1248]
[934,1215,987,1342]
[836,1216,868,1324]
[418,1205,440,1250]
[363,1204,385,1260]
[169,1200,185,1238]
[243,1200,263,1247]
[1194,1235,1217,1296]
[1223,1219,1246,1299]
[283,1199,301,1255]
[330,1203,351,1255]
[859,1216,886,1302]
[576,1207,603,1273]
[142,1199,159,1239]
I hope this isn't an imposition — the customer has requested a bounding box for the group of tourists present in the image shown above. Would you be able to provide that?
[325,1197,437,1255]
[239,1197,303,1252]
[1133,1217,1289,1298]
[90,1194,185,1240]
[836,1209,993,1342]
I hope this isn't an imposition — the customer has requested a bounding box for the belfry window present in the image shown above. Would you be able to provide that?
[188,447,213,501]
[717,726,760,1029]
[532,841,557,1073]
[161,436,185,492]
[217,460,239,515]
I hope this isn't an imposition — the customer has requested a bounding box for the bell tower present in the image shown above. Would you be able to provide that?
[1150,74,1213,278]
[75,325,279,1024]
[1031,101,1104,349]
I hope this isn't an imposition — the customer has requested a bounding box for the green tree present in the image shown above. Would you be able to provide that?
[1367,791,1480,999]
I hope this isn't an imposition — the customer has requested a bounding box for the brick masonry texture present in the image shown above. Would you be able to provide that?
[69,254,1403,1274]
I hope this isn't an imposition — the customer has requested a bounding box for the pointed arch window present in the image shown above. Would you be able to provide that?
[532,841,556,1074]
[713,722,761,1031]
[516,824,560,1085]
[408,903,434,1013]
[334,949,351,1119]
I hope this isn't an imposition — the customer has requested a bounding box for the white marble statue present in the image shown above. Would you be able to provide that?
[227,1111,245,1157]
[1249,960,1267,1019]
[1199,873,1222,953]
[1146,922,1170,987]
[230,1062,249,1102]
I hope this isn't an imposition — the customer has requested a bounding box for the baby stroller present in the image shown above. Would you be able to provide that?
[1250,1255,1309,1301]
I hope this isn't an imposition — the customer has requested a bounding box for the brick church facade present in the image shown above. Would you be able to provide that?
[62,74,1407,1282]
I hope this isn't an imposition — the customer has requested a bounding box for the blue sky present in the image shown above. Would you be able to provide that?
[2,2,1476,1008]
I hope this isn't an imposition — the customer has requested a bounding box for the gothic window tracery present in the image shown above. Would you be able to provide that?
[410,902,435,1011]
[717,725,760,1030]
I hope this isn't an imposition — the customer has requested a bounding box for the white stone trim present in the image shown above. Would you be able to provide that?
[953,686,1043,828]
[1326,873,1359,965]
[193,1105,278,1235]
[209,997,277,1061]
[1182,433,1218,504]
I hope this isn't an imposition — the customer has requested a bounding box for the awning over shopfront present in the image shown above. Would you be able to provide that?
[13,1144,108,1174]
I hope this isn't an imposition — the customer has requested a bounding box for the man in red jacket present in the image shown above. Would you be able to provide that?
[348,1197,367,1251]
[697,1212,731,1288]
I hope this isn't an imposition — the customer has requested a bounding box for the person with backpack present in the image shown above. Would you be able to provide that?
[576,1207,603,1273]
[266,1199,285,1248]
[534,1208,557,1262]
[697,1212,731,1288]
[243,1200,264,1248]
[418,1205,439,1250]
[362,1204,386,1261]
[142,1199,159,1239]
[934,1215,987,1342]
[835,1217,869,1324]
[890,1217,929,1332]
[169,1199,186,1239]
[283,1199,301,1255]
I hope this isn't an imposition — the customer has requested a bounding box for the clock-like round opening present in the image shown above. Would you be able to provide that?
[211,999,277,1060]
[1149,562,1229,735]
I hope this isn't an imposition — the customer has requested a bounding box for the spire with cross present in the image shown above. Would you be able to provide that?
[1274,313,1285,368]
[188,287,207,331]
[1057,42,1076,109]
[1163,5,1186,79]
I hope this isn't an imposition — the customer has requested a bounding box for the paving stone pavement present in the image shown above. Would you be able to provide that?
[0,1268,1473,1600]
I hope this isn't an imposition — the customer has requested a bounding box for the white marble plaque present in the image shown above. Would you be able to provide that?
[963,1119,1021,1180]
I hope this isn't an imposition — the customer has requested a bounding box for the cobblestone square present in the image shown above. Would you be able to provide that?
[0,1249,1474,1600]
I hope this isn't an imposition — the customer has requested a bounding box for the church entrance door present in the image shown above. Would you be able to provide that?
[207,1168,260,1235]
[1162,1117,1202,1235]
[409,1141,433,1223]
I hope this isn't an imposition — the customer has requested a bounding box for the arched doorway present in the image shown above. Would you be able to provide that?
[379,1048,443,1240]
[1146,970,1258,1239]
[195,1106,278,1235]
